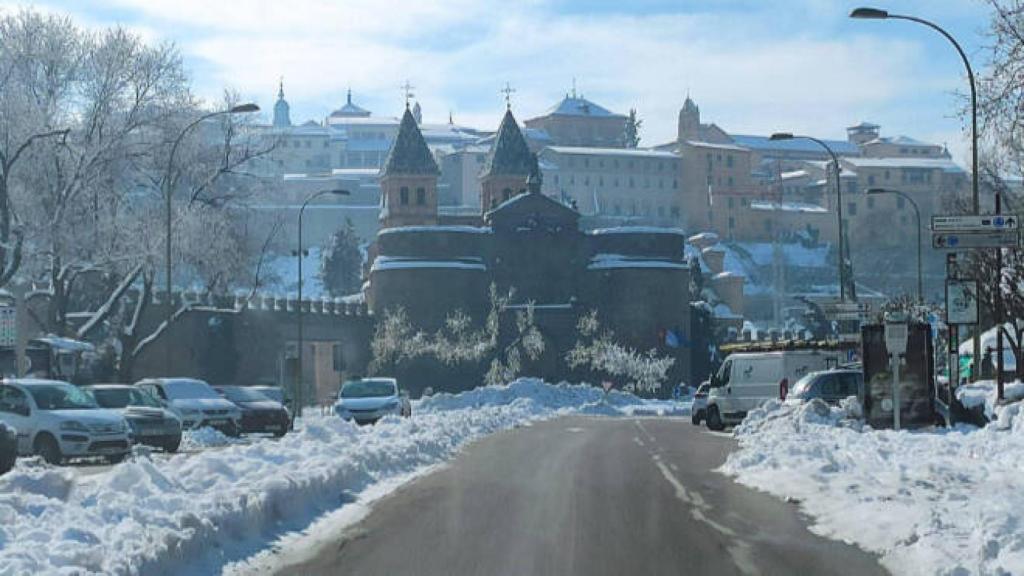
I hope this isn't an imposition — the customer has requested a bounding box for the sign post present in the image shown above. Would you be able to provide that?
[884,317,908,431]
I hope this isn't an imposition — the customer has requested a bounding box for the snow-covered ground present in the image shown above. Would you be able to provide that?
[0,379,686,575]
[721,398,1024,576]
[956,379,1024,421]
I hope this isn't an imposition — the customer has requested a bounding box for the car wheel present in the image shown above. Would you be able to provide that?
[706,406,725,431]
[34,434,63,466]
[0,451,15,475]
[272,429,286,438]
[163,437,182,453]
[105,453,128,465]
[691,410,703,426]
[224,422,241,438]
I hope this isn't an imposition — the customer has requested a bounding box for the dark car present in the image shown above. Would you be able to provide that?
[215,386,290,437]
[788,369,864,405]
[85,384,183,453]
[0,422,16,476]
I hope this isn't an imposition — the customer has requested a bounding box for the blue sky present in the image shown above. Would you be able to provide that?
[18,0,991,162]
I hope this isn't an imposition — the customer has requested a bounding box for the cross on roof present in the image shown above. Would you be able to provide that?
[501,81,516,109]
[400,80,415,108]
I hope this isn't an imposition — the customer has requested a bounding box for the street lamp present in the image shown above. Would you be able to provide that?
[850,7,979,213]
[163,103,259,374]
[770,132,850,301]
[867,188,923,303]
[295,188,350,419]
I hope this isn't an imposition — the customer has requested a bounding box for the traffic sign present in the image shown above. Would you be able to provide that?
[0,306,14,347]
[932,230,1020,249]
[946,280,978,325]
[932,214,1019,232]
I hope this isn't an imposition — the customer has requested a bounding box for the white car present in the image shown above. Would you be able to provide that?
[135,378,242,436]
[0,379,131,464]
[334,378,411,424]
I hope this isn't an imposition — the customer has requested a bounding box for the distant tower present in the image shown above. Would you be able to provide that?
[379,106,440,228]
[480,108,534,213]
[273,78,291,128]
[677,95,700,142]
[412,101,423,124]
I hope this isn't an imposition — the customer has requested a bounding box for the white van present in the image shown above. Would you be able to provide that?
[705,350,839,430]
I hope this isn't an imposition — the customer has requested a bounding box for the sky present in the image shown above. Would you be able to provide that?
[14,0,992,164]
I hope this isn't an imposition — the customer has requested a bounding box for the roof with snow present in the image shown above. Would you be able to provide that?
[545,146,678,159]
[381,108,440,177]
[749,201,828,214]
[482,109,535,178]
[847,121,880,130]
[587,254,689,271]
[683,140,749,152]
[842,156,965,173]
[864,135,935,147]
[370,256,487,272]
[729,134,861,156]
[540,95,624,118]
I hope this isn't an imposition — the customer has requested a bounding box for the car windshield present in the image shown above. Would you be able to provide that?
[90,387,161,408]
[218,386,271,403]
[253,387,284,403]
[340,380,397,399]
[27,384,99,410]
[162,379,219,400]
[790,373,819,398]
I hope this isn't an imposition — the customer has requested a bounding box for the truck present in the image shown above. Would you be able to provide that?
[705,348,842,430]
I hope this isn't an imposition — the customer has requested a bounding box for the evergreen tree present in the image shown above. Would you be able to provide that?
[320,218,363,297]
[624,108,642,148]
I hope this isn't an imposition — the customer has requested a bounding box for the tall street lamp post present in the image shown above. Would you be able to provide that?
[163,103,259,374]
[295,188,350,419]
[851,7,990,388]
[868,188,923,304]
[770,133,850,301]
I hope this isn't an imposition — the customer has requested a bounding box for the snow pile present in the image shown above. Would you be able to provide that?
[721,399,1024,576]
[180,426,239,450]
[956,379,1024,421]
[0,379,664,575]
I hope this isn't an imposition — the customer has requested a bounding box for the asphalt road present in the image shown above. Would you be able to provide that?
[276,416,887,576]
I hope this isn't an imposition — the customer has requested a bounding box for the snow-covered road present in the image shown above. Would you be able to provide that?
[0,380,687,575]
[721,396,1024,576]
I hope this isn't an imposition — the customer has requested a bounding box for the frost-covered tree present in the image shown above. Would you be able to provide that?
[319,218,362,297]
[368,285,544,385]
[623,108,642,148]
[566,310,675,394]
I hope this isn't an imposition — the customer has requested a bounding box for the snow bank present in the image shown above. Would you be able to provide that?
[721,398,1024,576]
[0,379,676,575]
[956,379,1024,420]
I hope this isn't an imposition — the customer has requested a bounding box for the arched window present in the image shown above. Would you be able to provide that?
[400,187,409,205]
[416,187,426,205]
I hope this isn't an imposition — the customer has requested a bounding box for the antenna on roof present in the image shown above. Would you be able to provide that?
[571,77,577,99]
[400,80,415,108]
[449,110,453,125]
[501,81,516,110]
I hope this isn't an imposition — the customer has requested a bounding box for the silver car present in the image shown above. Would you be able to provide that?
[691,383,710,425]
[334,378,411,425]
[85,384,183,453]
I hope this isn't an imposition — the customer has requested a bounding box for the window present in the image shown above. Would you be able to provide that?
[584,176,590,186]
[305,140,311,148]
[729,216,736,229]
[400,187,409,205]
[821,375,840,396]
[868,175,876,186]
[764,219,773,233]
[728,197,735,209]
[584,158,590,167]
[599,177,604,187]
[727,176,734,186]
[629,177,635,188]
[658,206,665,217]
[671,206,680,218]
[884,170,891,180]
[867,197,875,209]
[570,175,575,185]
[900,215,908,225]
[553,175,560,185]
[416,187,426,205]
[839,373,860,396]
[0,386,29,415]
[848,201,857,216]
[726,155,734,168]
[741,197,748,207]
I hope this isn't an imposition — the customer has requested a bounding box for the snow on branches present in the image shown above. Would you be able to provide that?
[566,310,674,393]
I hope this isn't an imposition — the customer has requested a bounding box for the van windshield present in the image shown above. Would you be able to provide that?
[710,361,731,388]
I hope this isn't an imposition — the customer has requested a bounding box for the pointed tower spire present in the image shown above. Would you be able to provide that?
[480,108,534,212]
[382,107,439,177]
[273,77,291,128]
[278,76,284,99]
[379,107,440,228]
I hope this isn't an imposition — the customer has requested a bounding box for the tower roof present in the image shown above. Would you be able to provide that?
[381,107,440,177]
[273,78,291,128]
[482,108,534,178]
[331,88,371,118]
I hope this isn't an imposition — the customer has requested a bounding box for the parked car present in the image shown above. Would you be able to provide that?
[0,422,16,475]
[249,385,290,408]
[334,378,411,425]
[135,378,242,436]
[0,379,131,464]
[85,384,183,452]
[706,350,840,431]
[214,386,290,437]
[691,383,710,425]
[788,369,864,406]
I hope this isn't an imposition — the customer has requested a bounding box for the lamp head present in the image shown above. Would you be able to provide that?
[850,7,890,19]
[229,103,260,113]
[769,132,794,141]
